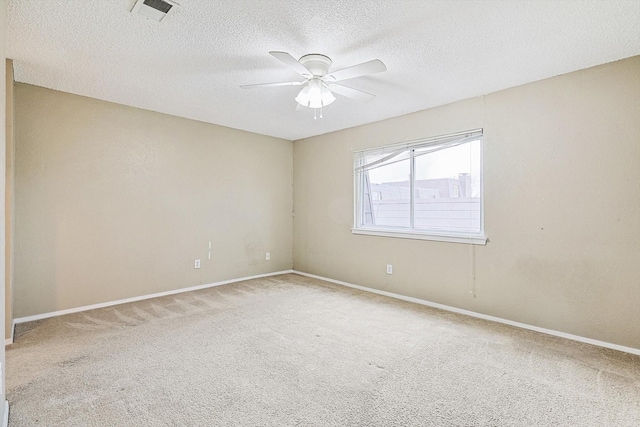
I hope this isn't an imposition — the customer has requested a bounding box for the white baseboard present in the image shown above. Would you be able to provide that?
[12,270,295,326]
[293,270,640,356]
[3,400,8,427]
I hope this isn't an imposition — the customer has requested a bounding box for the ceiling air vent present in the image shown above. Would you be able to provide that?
[131,0,179,23]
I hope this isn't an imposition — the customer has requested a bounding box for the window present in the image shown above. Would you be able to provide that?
[353,129,485,245]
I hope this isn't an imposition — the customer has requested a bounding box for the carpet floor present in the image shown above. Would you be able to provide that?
[6,273,640,426]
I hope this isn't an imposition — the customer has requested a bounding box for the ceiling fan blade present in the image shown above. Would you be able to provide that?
[269,51,313,77]
[325,59,386,82]
[240,81,305,88]
[329,84,376,103]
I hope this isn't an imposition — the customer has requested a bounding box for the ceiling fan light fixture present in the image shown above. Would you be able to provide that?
[296,80,335,109]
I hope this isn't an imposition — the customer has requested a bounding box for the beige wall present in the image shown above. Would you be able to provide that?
[5,59,12,340]
[14,84,293,318]
[0,0,6,416]
[293,56,640,349]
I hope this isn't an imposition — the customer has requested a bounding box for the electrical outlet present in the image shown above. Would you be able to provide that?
[386,264,393,274]
[265,252,271,261]
[194,259,201,269]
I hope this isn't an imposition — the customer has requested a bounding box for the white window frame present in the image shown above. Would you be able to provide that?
[352,129,487,245]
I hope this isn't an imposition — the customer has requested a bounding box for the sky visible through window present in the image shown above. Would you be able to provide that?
[367,140,481,197]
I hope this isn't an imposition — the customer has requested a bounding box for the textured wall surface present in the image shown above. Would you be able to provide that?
[293,56,640,349]
[14,84,293,317]
[5,59,12,340]
[0,0,6,416]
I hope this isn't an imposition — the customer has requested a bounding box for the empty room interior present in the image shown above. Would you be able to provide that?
[0,0,638,425]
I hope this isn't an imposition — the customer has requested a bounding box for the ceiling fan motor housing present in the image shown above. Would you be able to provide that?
[299,54,332,77]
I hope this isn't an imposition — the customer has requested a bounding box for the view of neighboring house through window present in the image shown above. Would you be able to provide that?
[353,130,485,244]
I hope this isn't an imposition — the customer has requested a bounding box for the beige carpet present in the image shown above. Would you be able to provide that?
[6,273,640,426]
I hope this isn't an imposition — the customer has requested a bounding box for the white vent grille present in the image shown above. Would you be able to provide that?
[131,0,178,23]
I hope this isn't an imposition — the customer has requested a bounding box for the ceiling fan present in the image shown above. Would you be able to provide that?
[241,51,387,119]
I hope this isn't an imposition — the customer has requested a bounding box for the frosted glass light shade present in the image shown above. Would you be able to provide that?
[295,80,335,108]
[294,86,308,106]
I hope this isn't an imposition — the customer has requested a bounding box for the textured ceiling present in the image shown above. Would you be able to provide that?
[7,0,640,141]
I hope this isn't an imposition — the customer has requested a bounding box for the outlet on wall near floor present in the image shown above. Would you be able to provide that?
[386,264,393,274]
[265,252,271,261]
[194,259,201,269]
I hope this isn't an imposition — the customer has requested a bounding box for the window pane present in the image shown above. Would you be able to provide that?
[363,155,410,228]
[413,140,481,233]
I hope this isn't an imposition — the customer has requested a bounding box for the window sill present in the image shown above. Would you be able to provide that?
[351,228,487,245]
